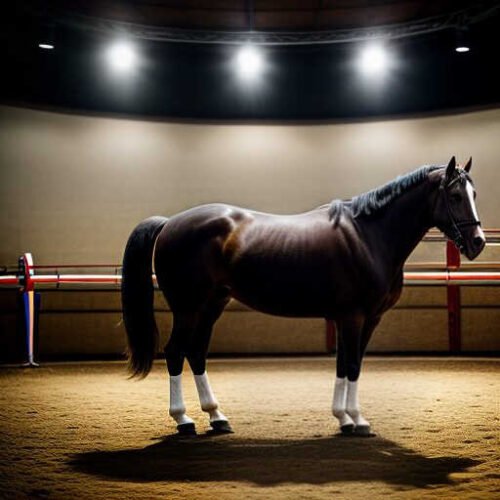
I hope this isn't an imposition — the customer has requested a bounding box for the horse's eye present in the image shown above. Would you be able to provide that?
[451,193,462,202]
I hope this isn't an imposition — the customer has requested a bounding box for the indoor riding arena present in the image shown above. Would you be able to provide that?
[1,2,499,500]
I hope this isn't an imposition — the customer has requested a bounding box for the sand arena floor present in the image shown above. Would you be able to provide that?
[0,357,498,499]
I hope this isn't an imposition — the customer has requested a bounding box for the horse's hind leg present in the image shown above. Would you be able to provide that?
[164,312,199,435]
[187,299,233,434]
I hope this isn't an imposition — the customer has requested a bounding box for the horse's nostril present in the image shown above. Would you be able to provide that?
[473,236,485,248]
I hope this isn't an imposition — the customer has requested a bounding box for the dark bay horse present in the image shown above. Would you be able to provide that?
[122,156,485,436]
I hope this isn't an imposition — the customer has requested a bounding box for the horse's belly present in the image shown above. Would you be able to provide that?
[231,291,327,318]
[229,265,336,318]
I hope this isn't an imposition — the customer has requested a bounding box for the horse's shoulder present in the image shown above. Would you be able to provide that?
[370,270,404,315]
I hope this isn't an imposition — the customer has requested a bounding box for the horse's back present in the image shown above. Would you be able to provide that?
[155,203,331,252]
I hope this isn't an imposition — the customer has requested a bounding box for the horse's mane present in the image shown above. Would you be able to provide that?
[328,164,443,225]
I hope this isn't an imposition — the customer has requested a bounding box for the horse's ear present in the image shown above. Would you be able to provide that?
[464,157,472,172]
[446,156,456,179]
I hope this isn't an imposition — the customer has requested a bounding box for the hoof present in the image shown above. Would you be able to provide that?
[210,420,234,434]
[353,425,374,437]
[340,424,354,435]
[177,422,196,436]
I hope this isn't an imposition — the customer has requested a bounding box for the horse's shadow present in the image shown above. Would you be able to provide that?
[69,433,479,488]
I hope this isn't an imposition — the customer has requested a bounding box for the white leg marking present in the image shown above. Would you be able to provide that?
[169,374,194,426]
[332,377,354,428]
[346,380,370,427]
[194,372,227,423]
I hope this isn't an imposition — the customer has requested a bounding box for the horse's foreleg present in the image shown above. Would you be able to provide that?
[332,330,355,433]
[335,314,372,436]
[345,379,370,434]
[333,377,355,431]
[343,316,380,435]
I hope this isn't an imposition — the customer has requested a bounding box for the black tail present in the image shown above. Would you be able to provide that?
[121,216,168,378]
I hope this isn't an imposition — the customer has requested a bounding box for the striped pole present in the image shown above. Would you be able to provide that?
[23,290,35,365]
[21,253,39,367]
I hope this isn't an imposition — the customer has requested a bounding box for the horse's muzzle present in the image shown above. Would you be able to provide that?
[462,226,486,260]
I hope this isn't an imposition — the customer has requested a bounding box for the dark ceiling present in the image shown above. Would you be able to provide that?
[1,1,499,120]
[9,0,488,31]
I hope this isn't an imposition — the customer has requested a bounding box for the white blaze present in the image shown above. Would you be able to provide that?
[466,180,480,221]
[466,180,485,241]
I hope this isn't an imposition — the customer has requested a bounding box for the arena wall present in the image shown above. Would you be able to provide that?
[1,104,499,360]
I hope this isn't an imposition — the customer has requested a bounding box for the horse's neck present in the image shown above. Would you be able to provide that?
[362,180,437,272]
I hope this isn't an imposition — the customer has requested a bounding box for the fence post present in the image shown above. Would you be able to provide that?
[446,241,461,353]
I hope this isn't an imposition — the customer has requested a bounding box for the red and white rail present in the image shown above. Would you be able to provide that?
[3,270,500,287]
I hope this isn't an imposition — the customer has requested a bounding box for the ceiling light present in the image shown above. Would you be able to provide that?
[107,41,137,72]
[38,44,54,50]
[357,43,391,77]
[455,27,470,53]
[236,45,264,79]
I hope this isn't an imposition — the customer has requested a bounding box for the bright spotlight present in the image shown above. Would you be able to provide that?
[455,27,470,53]
[107,41,137,72]
[236,45,264,79]
[38,43,54,50]
[357,43,390,77]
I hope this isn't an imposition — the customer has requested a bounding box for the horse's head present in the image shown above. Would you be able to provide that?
[433,156,485,260]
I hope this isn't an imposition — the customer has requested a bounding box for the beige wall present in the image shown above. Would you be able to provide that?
[1,104,499,358]
[1,104,499,265]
